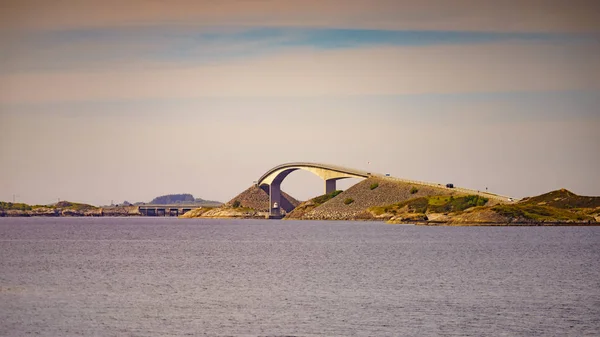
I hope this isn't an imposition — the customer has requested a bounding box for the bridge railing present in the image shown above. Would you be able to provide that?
[379,175,517,202]
[257,162,371,185]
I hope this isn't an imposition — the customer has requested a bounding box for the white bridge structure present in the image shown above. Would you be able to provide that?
[257,162,516,217]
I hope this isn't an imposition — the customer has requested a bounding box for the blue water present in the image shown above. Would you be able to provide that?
[1,217,599,336]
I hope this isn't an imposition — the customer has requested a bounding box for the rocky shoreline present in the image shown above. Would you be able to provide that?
[2,207,598,226]
[4,183,598,227]
[0,206,141,217]
[391,220,600,226]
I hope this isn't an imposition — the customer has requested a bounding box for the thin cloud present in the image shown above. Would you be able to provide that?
[1,0,599,33]
[1,42,598,104]
[5,26,592,74]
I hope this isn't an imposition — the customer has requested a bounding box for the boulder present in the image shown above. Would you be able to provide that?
[30,207,59,216]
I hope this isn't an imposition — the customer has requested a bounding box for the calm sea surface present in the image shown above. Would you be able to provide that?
[0,218,599,336]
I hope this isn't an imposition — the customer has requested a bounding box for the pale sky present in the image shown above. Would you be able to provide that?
[1,0,599,206]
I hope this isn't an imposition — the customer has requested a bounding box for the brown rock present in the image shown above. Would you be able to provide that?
[224,185,300,212]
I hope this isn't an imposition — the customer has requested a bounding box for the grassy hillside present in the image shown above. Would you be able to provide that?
[0,202,34,211]
[299,177,468,220]
[491,204,594,222]
[285,190,343,219]
[143,193,222,206]
[370,195,489,216]
[368,189,599,224]
[0,201,97,211]
[149,193,194,204]
[518,189,600,209]
[54,201,98,211]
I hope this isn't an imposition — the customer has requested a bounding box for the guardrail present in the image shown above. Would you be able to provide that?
[377,174,517,202]
[258,162,371,185]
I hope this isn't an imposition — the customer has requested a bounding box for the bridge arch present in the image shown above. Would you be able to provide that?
[257,162,372,216]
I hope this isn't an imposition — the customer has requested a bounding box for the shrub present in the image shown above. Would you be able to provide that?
[344,198,354,205]
[410,187,418,194]
[0,202,32,211]
[313,190,343,205]
[370,183,379,190]
[232,200,241,208]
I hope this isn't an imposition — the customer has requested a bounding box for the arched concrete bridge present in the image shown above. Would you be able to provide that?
[257,162,517,217]
[257,162,373,216]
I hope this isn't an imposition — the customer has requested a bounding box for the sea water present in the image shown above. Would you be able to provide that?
[1,218,599,336]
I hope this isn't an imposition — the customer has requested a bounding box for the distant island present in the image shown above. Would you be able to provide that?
[142,193,222,207]
[0,193,222,217]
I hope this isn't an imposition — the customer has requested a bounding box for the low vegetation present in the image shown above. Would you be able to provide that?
[54,201,98,211]
[374,189,598,224]
[344,198,355,205]
[0,202,33,211]
[518,189,600,209]
[370,195,489,216]
[312,190,343,205]
[0,201,97,211]
[147,193,222,206]
[370,183,379,190]
[491,204,593,222]
[410,186,419,194]
[285,190,344,219]
[150,193,195,204]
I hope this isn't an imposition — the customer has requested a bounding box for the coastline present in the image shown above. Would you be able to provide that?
[407,221,600,226]
[1,211,598,226]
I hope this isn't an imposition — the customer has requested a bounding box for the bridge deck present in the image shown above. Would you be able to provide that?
[378,175,517,202]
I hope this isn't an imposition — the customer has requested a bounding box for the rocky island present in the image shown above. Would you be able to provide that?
[0,193,222,217]
[182,177,600,226]
[0,201,141,217]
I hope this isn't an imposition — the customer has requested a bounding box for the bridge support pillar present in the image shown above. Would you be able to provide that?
[269,183,281,217]
[325,179,337,195]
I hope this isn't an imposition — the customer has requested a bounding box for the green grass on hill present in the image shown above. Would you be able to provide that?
[492,204,593,222]
[312,190,343,205]
[54,201,98,211]
[285,190,344,218]
[519,189,600,209]
[1,201,98,212]
[370,195,489,215]
[0,202,33,211]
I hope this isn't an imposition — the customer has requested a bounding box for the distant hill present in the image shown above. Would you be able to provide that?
[147,194,222,206]
[54,201,98,211]
[518,189,600,209]
[150,194,194,204]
